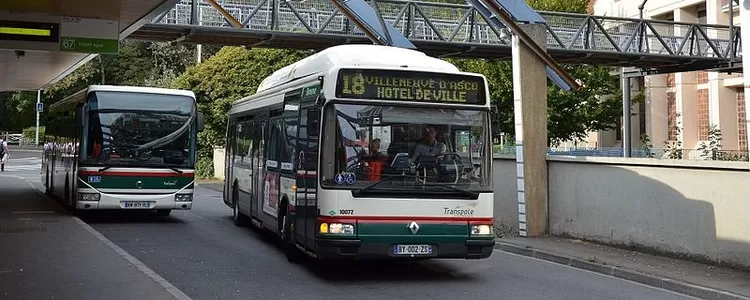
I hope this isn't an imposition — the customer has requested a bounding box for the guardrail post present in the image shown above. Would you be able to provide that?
[512,23,548,237]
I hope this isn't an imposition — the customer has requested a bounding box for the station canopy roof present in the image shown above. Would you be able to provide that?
[0,0,179,92]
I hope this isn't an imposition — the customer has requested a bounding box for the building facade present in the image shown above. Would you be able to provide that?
[581,0,745,158]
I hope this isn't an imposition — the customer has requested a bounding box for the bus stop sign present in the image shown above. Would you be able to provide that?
[36,102,43,112]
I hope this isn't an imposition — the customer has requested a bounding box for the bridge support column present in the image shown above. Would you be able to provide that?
[622,74,632,157]
[512,23,548,237]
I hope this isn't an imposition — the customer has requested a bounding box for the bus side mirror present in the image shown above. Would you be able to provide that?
[196,111,205,132]
[307,108,320,136]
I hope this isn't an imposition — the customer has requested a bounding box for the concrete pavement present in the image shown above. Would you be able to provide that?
[0,176,187,300]
[495,236,750,300]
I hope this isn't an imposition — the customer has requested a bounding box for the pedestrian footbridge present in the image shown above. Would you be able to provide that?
[131,0,742,74]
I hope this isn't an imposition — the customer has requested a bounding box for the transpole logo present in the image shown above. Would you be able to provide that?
[443,202,478,217]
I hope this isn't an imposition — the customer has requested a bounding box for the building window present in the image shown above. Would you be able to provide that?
[738,88,747,151]
[668,92,677,140]
[697,89,709,140]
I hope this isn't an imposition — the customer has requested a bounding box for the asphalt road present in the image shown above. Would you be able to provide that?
[1,152,701,300]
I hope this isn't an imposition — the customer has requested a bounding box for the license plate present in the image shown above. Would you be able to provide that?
[393,244,433,255]
[122,201,152,208]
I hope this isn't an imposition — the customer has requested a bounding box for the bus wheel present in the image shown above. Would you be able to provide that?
[156,209,172,217]
[280,206,303,263]
[64,177,73,209]
[44,169,51,195]
[232,186,249,226]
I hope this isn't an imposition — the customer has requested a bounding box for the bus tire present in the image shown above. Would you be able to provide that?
[64,176,73,209]
[44,168,51,195]
[280,200,303,263]
[232,185,249,226]
[156,209,172,217]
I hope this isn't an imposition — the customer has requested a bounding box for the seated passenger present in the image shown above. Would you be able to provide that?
[364,138,388,164]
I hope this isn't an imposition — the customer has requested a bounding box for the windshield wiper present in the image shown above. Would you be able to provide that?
[167,167,184,175]
[423,184,479,198]
[352,174,410,196]
[98,166,112,173]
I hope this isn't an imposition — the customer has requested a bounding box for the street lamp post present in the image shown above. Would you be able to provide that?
[35,89,40,146]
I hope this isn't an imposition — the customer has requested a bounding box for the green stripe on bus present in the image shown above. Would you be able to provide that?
[78,175,194,189]
[355,222,470,244]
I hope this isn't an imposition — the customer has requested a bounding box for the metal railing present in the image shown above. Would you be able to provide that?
[151,0,741,67]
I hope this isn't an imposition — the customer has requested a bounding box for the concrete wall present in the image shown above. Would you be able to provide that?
[493,155,750,269]
[213,147,225,180]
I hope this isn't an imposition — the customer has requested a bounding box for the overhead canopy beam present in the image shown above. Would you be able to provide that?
[205,0,242,28]
[467,0,580,91]
[330,0,416,49]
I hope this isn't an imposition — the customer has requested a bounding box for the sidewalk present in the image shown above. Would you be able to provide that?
[495,236,750,300]
[0,175,189,300]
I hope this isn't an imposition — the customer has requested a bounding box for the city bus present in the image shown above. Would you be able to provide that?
[42,85,204,216]
[223,44,495,261]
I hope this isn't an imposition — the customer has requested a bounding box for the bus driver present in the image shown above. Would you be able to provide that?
[412,126,447,162]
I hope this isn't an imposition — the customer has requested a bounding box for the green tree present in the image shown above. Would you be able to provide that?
[447,0,623,146]
[0,91,39,132]
[172,46,311,177]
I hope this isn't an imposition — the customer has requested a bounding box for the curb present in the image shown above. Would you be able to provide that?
[495,241,750,300]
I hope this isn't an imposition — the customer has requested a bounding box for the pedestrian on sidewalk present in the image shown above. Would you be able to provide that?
[0,137,8,172]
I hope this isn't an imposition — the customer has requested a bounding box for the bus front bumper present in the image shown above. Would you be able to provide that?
[315,238,495,260]
[76,192,193,210]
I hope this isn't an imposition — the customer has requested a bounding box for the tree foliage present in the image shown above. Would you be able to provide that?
[171,47,312,176]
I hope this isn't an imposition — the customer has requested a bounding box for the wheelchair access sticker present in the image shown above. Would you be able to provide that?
[334,172,356,185]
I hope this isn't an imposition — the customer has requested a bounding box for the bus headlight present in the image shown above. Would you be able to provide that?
[175,194,193,202]
[319,223,355,234]
[79,193,100,201]
[470,224,492,235]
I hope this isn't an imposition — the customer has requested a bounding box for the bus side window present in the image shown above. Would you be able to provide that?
[307,108,320,137]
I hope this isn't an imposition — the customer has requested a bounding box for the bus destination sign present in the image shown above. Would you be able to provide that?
[335,69,486,105]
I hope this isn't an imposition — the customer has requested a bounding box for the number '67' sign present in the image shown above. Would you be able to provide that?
[61,38,76,51]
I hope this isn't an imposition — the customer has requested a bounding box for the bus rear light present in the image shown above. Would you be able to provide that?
[175,194,193,202]
[319,223,355,234]
[79,193,100,201]
[470,224,492,235]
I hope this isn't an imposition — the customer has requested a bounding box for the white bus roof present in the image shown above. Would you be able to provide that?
[50,85,196,111]
[86,85,196,98]
[256,45,461,93]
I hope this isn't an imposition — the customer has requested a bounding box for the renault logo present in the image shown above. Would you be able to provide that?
[135,180,143,189]
[407,221,420,235]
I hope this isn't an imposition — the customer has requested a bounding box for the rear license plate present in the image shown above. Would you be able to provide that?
[393,244,433,255]
[122,201,152,208]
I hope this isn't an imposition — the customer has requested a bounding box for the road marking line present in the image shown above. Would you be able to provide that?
[72,218,193,300]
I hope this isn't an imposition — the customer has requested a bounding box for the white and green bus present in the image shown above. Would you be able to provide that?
[224,44,495,261]
[43,85,204,216]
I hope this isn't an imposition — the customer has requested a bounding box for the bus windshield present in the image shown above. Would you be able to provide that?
[80,91,196,168]
[320,103,493,194]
